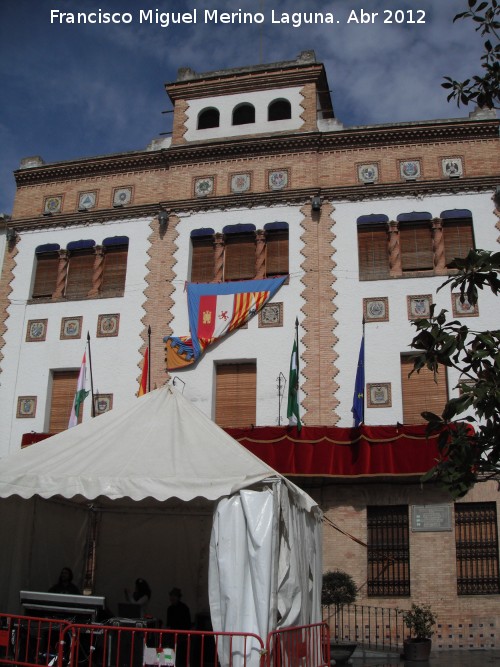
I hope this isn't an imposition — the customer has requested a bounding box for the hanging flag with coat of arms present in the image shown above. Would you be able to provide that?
[164,277,287,370]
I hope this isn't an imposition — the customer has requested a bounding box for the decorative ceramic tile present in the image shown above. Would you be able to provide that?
[268,169,288,190]
[94,393,113,415]
[400,160,421,180]
[97,313,120,337]
[452,293,478,317]
[407,294,432,320]
[194,176,214,197]
[363,297,389,322]
[258,302,283,328]
[78,191,97,210]
[43,196,62,214]
[367,383,392,408]
[113,187,132,206]
[442,157,463,178]
[60,316,83,340]
[26,319,48,342]
[358,163,379,184]
[230,173,251,193]
[17,396,37,418]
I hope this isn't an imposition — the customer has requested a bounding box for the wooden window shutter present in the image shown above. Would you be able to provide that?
[400,355,448,424]
[266,230,289,277]
[49,370,79,433]
[358,225,389,280]
[224,234,255,281]
[444,219,474,266]
[65,250,95,299]
[215,363,256,428]
[191,237,214,283]
[101,245,128,296]
[32,252,59,298]
[400,222,433,271]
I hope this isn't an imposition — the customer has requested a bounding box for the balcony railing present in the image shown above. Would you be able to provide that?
[323,603,406,653]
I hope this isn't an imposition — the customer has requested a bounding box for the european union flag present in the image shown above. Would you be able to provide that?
[352,335,365,427]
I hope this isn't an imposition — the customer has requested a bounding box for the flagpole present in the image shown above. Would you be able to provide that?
[87,332,95,417]
[147,325,151,393]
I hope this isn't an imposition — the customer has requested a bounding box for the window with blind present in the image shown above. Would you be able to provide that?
[224,233,256,281]
[455,502,500,595]
[100,240,128,296]
[400,355,448,424]
[65,249,95,299]
[49,370,80,433]
[191,234,215,283]
[399,220,433,271]
[357,223,390,280]
[32,245,60,298]
[215,362,256,428]
[367,505,410,597]
[443,218,474,267]
[265,224,289,277]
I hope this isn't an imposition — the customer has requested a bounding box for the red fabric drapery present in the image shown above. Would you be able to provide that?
[23,424,441,477]
[226,424,441,477]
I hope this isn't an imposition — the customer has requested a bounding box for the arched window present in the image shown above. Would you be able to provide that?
[232,103,255,126]
[197,107,220,130]
[268,99,292,121]
[357,215,390,280]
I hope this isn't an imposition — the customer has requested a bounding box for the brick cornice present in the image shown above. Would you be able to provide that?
[8,176,497,230]
[165,63,327,100]
[14,119,498,187]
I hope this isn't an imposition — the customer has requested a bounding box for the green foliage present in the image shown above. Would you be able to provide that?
[402,604,437,640]
[409,250,500,498]
[321,570,357,608]
[442,0,500,109]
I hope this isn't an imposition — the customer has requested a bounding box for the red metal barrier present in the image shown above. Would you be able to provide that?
[265,622,330,667]
[1,612,327,667]
[60,622,266,667]
[0,613,70,667]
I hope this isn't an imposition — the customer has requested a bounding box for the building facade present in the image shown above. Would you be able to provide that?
[1,51,499,648]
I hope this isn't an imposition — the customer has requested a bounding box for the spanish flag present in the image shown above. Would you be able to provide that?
[138,347,149,396]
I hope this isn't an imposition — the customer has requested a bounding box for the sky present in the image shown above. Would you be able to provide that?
[0,0,490,213]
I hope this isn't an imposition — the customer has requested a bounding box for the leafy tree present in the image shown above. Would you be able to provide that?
[409,250,500,498]
[442,0,500,109]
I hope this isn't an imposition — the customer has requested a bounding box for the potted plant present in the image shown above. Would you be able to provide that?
[322,570,358,665]
[402,603,437,661]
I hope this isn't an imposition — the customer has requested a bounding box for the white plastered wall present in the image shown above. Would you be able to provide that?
[0,217,152,457]
[168,205,305,425]
[332,191,499,426]
[183,87,305,142]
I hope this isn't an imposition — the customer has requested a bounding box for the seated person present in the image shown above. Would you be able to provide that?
[49,567,80,595]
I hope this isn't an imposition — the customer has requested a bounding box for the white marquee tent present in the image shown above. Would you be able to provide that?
[0,385,322,663]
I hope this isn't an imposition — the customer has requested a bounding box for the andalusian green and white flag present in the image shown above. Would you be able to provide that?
[287,318,301,431]
[68,351,89,428]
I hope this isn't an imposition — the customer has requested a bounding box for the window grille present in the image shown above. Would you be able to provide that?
[367,505,410,597]
[455,502,500,595]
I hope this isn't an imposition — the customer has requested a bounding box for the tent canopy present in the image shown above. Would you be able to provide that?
[0,385,316,511]
[0,386,322,651]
